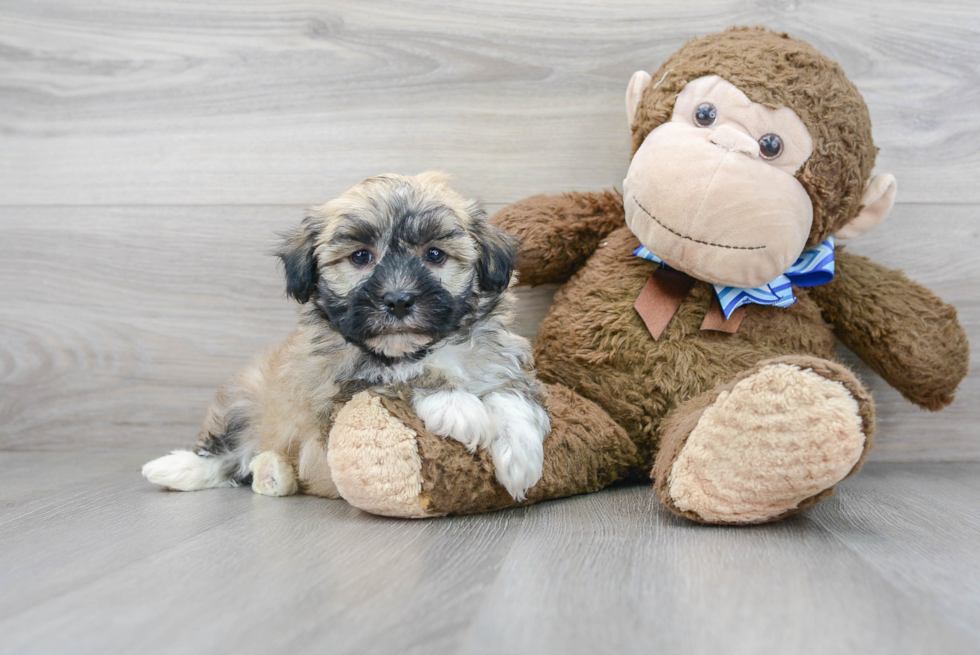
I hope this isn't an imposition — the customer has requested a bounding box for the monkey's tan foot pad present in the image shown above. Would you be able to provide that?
[327,391,441,518]
[249,451,299,497]
[328,385,639,518]
[653,357,875,524]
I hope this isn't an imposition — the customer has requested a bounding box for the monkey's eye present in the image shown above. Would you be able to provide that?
[694,103,717,127]
[424,248,447,265]
[758,133,783,160]
[350,250,373,266]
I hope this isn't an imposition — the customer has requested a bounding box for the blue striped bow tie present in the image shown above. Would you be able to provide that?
[633,237,836,319]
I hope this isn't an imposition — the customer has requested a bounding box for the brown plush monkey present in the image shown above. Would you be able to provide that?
[314,28,969,524]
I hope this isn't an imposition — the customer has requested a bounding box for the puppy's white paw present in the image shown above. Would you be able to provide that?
[484,392,551,501]
[249,451,299,497]
[413,390,493,451]
[142,450,230,491]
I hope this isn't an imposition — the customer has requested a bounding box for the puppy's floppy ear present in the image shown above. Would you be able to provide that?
[468,202,517,293]
[276,215,320,304]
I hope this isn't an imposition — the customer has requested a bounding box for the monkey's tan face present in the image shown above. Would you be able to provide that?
[624,75,815,288]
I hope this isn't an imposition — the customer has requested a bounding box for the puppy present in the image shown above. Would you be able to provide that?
[142,172,550,501]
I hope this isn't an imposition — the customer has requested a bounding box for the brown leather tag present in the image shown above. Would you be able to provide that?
[634,269,695,340]
[700,295,745,333]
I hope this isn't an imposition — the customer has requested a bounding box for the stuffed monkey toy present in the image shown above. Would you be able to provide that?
[308,27,969,524]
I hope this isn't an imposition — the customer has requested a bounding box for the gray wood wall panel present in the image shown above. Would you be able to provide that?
[1,202,977,459]
[1,0,978,205]
[1,1,978,461]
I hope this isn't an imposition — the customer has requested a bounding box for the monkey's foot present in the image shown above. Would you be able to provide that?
[249,451,299,497]
[326,387,637,518]
[327,391,436,518]
[653,356,875,524]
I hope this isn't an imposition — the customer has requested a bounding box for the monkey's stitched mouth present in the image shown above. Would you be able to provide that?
[630,196,766,251]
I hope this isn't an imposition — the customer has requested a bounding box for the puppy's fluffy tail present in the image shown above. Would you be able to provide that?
[144,388,257,491]
[142,450,242,491]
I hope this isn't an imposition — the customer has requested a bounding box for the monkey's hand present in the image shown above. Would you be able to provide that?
[808,251,969,410]
[491,191,625,286]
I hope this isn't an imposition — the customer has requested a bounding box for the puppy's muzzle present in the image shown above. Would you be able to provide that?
[383,291,416,319]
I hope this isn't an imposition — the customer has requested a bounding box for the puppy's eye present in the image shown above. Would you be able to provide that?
[350,250,373,266]
[424,248,447,265]
[694,103,717,127]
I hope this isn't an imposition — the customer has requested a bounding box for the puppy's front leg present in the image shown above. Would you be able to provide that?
[484,392,550,501]
[412,390,493,452]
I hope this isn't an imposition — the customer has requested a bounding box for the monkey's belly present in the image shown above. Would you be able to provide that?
[532,226,836,472]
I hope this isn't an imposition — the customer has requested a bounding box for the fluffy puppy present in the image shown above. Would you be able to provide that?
[142,172,550,501]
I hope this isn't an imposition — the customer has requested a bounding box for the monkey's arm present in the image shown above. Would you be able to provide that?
[808,251,969,410]
[492,191,625,286]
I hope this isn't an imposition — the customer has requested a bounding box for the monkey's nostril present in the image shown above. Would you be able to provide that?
[383,291,416,319]
[708,125,760,158]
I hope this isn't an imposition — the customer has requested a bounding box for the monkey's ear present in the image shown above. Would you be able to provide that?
[836,174,897,239]
[276,218,320,303]
[626,70,653,127]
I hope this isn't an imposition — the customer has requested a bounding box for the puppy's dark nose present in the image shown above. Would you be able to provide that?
[383,292,416,319]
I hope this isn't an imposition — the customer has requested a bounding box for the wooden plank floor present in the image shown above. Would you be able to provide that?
[1,452,979,655]
[2,2,980,653]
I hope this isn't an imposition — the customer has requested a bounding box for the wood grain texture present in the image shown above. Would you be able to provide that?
[810,463,980,641]
[0,452,977,654]
[2,202,977,460]
[0,1,977,459]
[0,202,555,450]
[0,0,978,206]
[2,4,978,652]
